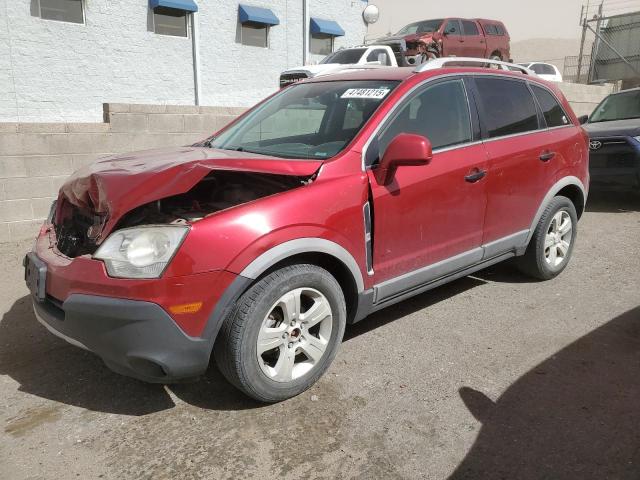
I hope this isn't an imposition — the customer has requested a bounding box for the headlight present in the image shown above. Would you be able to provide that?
[634,136,640,144]
[94,226,188,279]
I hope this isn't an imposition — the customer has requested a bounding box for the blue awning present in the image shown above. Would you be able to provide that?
[310,18,345,37]
[238,4,280,26]
[149,0,198,12]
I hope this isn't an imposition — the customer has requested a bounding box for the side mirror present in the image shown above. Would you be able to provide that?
[374,133,433,185]
[578,115,589,125]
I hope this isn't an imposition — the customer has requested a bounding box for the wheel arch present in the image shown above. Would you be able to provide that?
[239,238,365,324]
[525,176,586,246]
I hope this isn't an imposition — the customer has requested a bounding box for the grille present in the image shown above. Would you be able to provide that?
[279,72,308,88]
[589,138,639,169]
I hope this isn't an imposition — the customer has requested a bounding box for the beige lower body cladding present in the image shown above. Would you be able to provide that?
[0,84,613,242]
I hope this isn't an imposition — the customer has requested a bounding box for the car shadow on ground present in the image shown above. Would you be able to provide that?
[448,306,640,480]
[586,189,640,213]
[344,276,487,341]
[1,277,487,414]
[0,295,263,414]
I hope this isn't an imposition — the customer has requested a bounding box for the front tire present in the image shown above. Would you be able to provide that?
[517,196,578,280]
[214,264,346,402]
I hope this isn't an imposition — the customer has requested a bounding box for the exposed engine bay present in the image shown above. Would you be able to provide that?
[54,170,311,258]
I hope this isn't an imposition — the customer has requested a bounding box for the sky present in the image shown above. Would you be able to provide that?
[364,0,638,42]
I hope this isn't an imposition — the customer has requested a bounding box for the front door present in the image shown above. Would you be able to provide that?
[442,19,465,56]
[365,78,489,293]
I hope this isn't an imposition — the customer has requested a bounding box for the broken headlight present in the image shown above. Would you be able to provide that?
[94,226,188,279]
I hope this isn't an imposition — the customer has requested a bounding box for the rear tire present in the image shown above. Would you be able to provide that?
[214,264,346,403]
[516,196,578,280]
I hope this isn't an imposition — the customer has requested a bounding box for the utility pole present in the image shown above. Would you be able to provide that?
[577,4,587,83]
[589,2,604,83]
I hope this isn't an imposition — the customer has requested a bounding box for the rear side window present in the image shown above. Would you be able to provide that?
[462,21,479,36]
[531,85,570,128]
[484,24,497,35]
[495,24,505,35]
[475,77,540,138]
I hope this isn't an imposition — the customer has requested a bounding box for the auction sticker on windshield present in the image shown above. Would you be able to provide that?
[341,88,390,99]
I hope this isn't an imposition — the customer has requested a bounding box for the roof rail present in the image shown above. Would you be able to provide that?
[414,57,534,75]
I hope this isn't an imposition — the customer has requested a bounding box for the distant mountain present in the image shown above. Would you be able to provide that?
[510,38,588,73]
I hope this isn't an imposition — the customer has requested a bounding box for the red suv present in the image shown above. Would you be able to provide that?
[378,18,511,64]
[25,64,589,402]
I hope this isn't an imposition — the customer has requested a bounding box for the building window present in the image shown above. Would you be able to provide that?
[38,0,84,24]
[310,35,333,55]
[241,23,269,47]
[238,5,279,48]
[309,18,344,56]
[153,7,189,37]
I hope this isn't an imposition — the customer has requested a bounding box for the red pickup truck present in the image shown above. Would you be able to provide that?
[377,18,511,65]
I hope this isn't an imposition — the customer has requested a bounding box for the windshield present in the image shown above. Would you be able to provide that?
[396,19,443,35]
[590,90,640,123]
[207,80,400,160]
[320,48,367,65]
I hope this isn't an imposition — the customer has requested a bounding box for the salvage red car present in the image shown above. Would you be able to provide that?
[25,63,589,402]
[377,17,511,65]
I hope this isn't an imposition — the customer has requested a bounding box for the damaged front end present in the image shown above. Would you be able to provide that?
[51,147,322,259]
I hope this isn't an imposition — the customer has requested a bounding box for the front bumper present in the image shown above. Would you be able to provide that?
[33,294,211,382]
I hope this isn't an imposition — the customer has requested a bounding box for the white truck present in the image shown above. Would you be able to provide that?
[279,45,402,88]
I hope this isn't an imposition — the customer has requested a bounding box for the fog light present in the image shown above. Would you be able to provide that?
[169,302,203,315]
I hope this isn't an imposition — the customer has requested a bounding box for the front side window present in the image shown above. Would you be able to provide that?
[153,7,188,37]
[532,85,569,128]
[208,80,399,159]
[396,19,443,35]
[475,77,540,138]
[367,49,392,66]
[589,90,640,123]
[376,79,472,160]
[462,20,479,36]
[310,35,333,55]
[320,48,367,64]
[39,0,84,24]
[444,20,461,35]
[241,23,269,47]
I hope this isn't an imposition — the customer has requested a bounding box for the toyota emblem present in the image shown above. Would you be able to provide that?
[589,140,602,150]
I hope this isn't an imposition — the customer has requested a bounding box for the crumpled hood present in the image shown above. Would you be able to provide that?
[583,118,640,138]
[58,146,323,237]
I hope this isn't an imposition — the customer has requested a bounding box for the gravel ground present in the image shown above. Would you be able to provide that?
[0,191,639,480]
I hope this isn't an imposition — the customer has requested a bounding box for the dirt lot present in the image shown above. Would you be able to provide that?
[1,191,639,480]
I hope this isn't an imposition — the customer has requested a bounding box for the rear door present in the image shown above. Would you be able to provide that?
[442,19,465,56]
[471,76,557,253]
[461,20,486,57]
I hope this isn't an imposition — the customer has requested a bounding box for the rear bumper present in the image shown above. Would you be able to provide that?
[33,294,212,382]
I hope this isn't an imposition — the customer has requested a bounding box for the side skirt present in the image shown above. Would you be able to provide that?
[350,251,515,324]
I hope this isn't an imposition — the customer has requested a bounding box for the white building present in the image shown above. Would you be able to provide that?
[0,0,369,122]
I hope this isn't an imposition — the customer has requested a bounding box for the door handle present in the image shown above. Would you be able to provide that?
[465,169,487,183]
[539,151,556,162]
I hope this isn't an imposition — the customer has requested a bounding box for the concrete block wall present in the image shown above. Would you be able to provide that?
[0,103,245,242]
[557,82,614,117]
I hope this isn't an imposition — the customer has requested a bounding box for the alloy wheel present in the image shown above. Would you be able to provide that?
[256,288,333,382]
[544,210,572,267]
